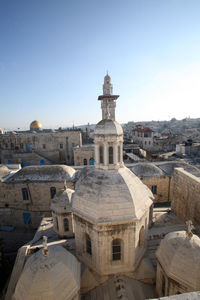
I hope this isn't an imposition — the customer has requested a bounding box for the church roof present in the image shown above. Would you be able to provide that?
[83,276,156,300]
[131,163,165,177]
[95,119,123,136]
[51,188,74,213]
[14,245,80,300]
[155,161,200,177]
[0,165,11,179]
[156,231,200,290]
[72,166,153,223]
[5,165,76,183]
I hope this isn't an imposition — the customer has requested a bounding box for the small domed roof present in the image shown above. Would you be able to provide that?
[104,73,111,81]
[131,163,165,177]
[156,231,200,290]
[0,165,11,177]
[51,188,74,213]
[95,119,123,136]
[30,120,42,130]
[72,166,153,223]
[14,245,80,300]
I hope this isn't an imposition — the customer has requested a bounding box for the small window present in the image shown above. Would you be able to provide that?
[20,143,24,149]
[55,217,59,231]
[109,146,113,164]
[5,143,8,148]
[152,185,157,195]
[50,187,56,199]
[162,275,165,296]
[43,144,46,149]
[99,145,104,164]
[11,143,14,149]
[149,141,151,145]
[86,234,92,255]
[83,158,87,165]
[112,239,121,261]
[118,145,120,162]
[22,188,29,200]
[60,143,63,149]
[63,218,69,231]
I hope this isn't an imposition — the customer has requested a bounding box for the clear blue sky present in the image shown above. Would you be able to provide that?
[0,0,200,130]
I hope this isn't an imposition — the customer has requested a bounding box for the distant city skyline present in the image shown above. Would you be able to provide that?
[1,0,200,131]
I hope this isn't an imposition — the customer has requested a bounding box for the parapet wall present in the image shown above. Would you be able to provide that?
[171,168,200,226]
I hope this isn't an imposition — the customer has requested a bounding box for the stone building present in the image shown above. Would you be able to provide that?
[0,165,76,228]
[130,163,170,203]
[0,123,82,165]
[72,74,153,278]
[132,125,154,149]
[51,185,74,238]
[73,144,94,166]
[128,161,200,205]
[156,230,200,297]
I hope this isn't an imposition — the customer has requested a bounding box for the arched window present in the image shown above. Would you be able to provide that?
[55,217,59,231]
[83,158,87,165]
[50,187,56,199]
[109,146,113,164]
[139,226,145,247]
[99,145,104,164]
[63,218,69,231]
[112,239,121,260]
[86,234,92,255]
[162,274,165,296]
[118,145,121,162]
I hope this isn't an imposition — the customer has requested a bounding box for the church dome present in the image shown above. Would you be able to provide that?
[156,231,200,290]
[14,245,80,300]
[72,166,153,223]
[51,187,74,214]
[95,119,123,136]
[30,120,42,130]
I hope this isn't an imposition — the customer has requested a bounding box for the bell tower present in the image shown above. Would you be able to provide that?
[98,73,119,120]
[95,74,123,170]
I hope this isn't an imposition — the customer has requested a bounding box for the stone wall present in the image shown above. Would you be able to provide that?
[140,176,170,203]
[0,180,74,228]
[171,168,200,225]
[156,262,189,297]
[0,131,82,165]
[73,145,94,166]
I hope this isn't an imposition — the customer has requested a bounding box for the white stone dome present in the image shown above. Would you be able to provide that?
[156,231,200,290]
[95,119,123,136]
[14,245,80,300]
[51,188,74,213]
[72,166,153,223]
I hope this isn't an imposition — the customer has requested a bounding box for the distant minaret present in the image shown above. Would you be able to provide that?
[98,73,119,120]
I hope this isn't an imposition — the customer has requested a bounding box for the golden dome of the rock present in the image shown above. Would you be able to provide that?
[30,120,42,130]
